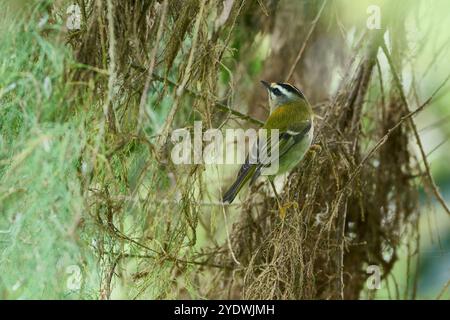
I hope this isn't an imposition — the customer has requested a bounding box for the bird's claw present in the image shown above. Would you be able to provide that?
[278,201,298,220]
[307,144,322,157]
[309,144,322,153]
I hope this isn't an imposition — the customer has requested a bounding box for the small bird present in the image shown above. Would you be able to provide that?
[222,81,314,213]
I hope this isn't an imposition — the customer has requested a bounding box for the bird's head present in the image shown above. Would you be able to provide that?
[261,80,306,111]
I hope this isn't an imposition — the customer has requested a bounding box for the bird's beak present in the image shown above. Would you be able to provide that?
[260,80,271,90]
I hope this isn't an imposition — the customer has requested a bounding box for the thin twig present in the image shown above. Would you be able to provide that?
[436,279,450,299]
[153,72,264,126]
[116,252,232,270]
[137,0,168,133]
[156,0,205,155]
[381,42,450,216]
[343,70,450,193]
[104,0,119,132]
[131,65,264,126]
[221,203,242,266]
[285,0,327,82]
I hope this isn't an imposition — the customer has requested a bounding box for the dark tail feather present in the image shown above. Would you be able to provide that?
[222,170,252,204]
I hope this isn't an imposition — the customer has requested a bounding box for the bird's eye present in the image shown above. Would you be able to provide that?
[272,88,281,96]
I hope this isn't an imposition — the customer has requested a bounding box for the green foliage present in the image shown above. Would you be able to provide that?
[0,9,98,299]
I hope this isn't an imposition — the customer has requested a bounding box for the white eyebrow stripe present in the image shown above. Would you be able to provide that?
[275,85,289,96]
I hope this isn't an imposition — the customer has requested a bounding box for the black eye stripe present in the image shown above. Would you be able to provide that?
[272,88,281,96]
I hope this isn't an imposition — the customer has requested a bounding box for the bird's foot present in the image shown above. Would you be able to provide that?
[278,201,298,220]
[307,144,322,157]
[310,144,322,152]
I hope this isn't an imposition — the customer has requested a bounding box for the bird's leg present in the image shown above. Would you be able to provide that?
[269,178,286,219]
[269,178,299,219]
